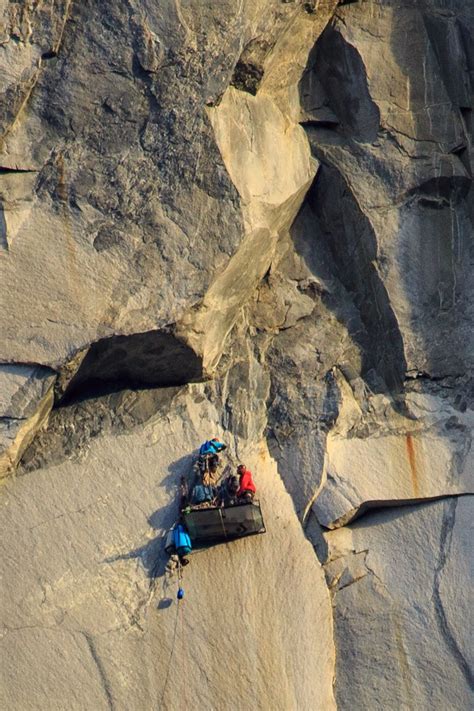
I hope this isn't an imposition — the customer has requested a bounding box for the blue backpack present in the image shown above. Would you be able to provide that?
[173,524,192,556]
[192,484,214,504]
[199,440,214,456]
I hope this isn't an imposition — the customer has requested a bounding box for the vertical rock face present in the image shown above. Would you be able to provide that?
[1,386,335,710]
[324,497,473,710]
[1,1,473,709]
[0,364,55,477]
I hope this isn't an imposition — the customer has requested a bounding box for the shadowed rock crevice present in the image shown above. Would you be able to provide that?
[322,492,472,530]
[0,206,7,250]
[300,21,380,142]
[422,13,473,115]
[406,175,472,208]
[230,58,264,96]
[291,166,407,391]
[62,330,203,404]
[82,633,116,711]
[432,497,474,688]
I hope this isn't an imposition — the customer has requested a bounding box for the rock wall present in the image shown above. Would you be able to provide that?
[1,1,473,709]
[1,383,335,710]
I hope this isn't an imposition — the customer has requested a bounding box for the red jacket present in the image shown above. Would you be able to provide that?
[237,468,256,496]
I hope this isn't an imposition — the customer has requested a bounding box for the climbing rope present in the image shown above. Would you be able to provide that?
[157,595,180,709]
[179,578,188,711]
[156,559,186,710]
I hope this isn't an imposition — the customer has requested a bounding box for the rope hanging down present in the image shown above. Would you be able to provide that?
[156,559,186,709]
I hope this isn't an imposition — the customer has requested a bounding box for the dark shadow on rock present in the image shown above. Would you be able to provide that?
[293,0,474,399]
[103,503,176,582]
[290,167,407,392]
[154,451,198,509]
[166,451,197,489]
[61,329,203,404]
[157,597,173,610]
[343,494,470,531]
[300,20,380,142]
[103,451,198,582]
[296,17,407,393]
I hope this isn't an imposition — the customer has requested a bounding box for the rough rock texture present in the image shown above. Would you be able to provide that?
[0,364,55,477]
[324,496,474,710]
[1,0,473,709]
[314,370,474,527]
[1,383,335,710]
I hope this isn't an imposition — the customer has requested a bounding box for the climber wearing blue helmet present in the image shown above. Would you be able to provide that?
[198,438,227,481]
[199,437,226,457]
[165,523,192,567]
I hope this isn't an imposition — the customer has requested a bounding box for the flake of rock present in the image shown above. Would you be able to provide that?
[324,497,474,710]
[0,364,55,477]
[299,1,474,382]
[313,371,474,528]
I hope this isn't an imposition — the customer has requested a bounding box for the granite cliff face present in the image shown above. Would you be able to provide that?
[1,1,473,709]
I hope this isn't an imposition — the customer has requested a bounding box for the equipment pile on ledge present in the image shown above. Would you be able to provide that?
[166,439,266,558]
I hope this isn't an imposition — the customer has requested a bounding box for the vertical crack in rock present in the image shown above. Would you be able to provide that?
[0,204,7,250]
[291,166,407,392]
[433,498,474,688]
[82,633,115,711]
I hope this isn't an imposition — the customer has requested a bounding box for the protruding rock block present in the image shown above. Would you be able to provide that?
[0,364,55,477]
[324,496,474,710]
[313,372,474,528]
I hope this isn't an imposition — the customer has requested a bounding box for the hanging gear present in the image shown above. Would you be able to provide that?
[173,524,192,557]
[176,558,185,600]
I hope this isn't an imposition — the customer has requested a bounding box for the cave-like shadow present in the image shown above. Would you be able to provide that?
[61,330,204,405]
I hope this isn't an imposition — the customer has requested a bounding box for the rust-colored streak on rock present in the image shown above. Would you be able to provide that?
[405,434,419,497]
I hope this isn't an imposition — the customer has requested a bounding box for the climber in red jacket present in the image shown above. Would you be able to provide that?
[236,464,256,502]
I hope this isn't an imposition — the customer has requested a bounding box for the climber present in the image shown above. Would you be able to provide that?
[218,471,240,506]
[197,437,227,483]
[179,475,189,508]
[165,523,192,566]
[199,437,227,463]
[199,437,227,457]
[236,464,256,502]
[190,481,216,506]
